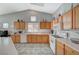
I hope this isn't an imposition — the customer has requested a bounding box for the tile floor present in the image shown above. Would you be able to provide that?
[15,43,54,55]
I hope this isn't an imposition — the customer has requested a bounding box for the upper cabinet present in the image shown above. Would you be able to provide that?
[73,5,79,29]
[14,20,28,30]
[63,10,72,30]
[40,21,51,29]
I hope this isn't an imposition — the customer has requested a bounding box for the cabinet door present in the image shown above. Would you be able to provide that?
[75,5,79,29]
[37,35,42,43]
[41,35,49,43]
[63,10,72,30]
[20,22,25,30]
[73,8,76,29]
[56,40,65,55]
[46,22,51,29]
[11,35,16,43]
[27,35,32,43]
[65,45,79,55]
[14,22,20,29]
[31,35,37,43]
[40,22,46,29]
[15,35,20,43]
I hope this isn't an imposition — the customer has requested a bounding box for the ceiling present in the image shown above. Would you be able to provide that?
[0,3,62,15]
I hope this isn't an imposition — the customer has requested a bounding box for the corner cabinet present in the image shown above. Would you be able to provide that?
[40,21,51,29]
[63,10,72,30]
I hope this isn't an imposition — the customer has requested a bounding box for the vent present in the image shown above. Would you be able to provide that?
[30,3,44,6]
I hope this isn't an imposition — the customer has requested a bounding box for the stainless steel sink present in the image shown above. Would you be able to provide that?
[70,38,79,44]
[52,35,63,38]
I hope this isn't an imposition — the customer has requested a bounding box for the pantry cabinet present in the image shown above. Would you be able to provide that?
[40,22,51,29]
[56,39,65,55]
[65,45,79,55]
[11,34,20,43]
[63,10,72,30]
[27,34,49,43]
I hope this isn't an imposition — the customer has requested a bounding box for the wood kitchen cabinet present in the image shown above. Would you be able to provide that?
[14,22,20,29]
[27,34,49,43]
[56,40,65,55]
[63,10,72,30]
[14,21,26,30]
[11,34,20,43]
[40,22,51,29]
[41,35,49,43]
[20,21,26,30]
[73,5,79,29]
[65,45,79,55]
[37,35,42,43]
[11,35,16,43]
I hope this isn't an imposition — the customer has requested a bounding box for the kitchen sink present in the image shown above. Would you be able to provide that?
[52,35,62,38]
[70,38,79,44]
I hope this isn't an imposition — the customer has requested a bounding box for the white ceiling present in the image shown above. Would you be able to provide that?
[0,3,62,15]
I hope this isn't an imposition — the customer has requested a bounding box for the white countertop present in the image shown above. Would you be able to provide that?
[0,37,18,55]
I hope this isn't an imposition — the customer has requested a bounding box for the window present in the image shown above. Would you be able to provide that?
[3,23,9,28]
[28,23,39,32]
[31,16,36,22]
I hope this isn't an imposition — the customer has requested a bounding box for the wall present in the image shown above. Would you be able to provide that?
[53,3,79,19]
[0,10,53,31]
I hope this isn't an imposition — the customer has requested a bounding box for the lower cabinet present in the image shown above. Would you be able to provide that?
[27,34,49,43]
[65,45,79,55]
[56,39,79,55]
[56,40,65,55]
[11,34,20,43]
